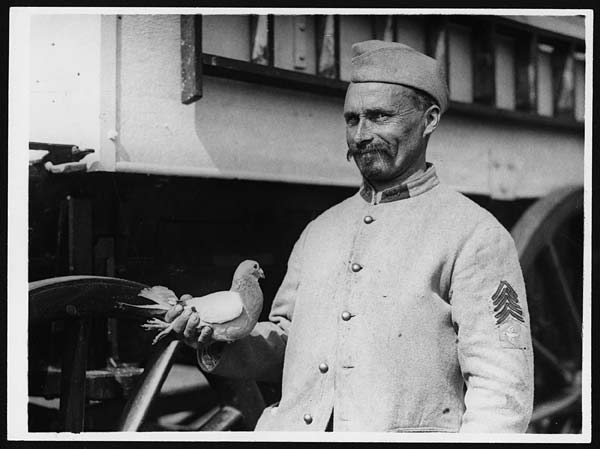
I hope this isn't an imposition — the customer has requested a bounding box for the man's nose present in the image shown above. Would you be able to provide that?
[353,118,374,146]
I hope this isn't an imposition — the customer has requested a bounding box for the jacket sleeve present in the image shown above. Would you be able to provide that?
[196,222,311,383]
[450,222,534,433]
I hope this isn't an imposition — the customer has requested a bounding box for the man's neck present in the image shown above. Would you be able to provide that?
[368,165,427,192]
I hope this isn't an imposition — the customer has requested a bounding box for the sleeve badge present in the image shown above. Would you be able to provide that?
[491,281,527,350]
[492,280,524,325]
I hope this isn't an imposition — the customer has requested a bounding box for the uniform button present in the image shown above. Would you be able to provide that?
[351,263,363,272]
[364,215,374,224]
[341,311,352,321]
[303,413,313,424]
[319,363,329,373]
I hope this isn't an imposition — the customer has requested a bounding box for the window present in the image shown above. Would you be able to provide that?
[184,14,585,129]
[274,16,317,74]
[373,15,395,42]
[537,43,555,117]
[550,41,576,120]
[339,16,371,81]
[495,34,517,110]
[513,30,537,113]
[202,15,250,62]
[250,15,270,65]
[448,23,474,103]
[472,21,495,106]
[395,16,427,53]
[317,15,339,79]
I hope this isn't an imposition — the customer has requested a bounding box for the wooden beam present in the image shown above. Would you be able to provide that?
[118,339,182,431]
[29,365,144,400]
[199,405,244,431]
[67,197,92,275]
[59,316,91,432]
[180,15,203,105]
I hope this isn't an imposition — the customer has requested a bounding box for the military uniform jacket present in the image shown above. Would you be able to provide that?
[199,165,534,432]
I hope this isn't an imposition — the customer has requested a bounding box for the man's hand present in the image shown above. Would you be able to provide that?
[164,294,214,349]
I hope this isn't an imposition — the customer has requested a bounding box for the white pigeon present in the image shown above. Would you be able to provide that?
[117,260,265,345]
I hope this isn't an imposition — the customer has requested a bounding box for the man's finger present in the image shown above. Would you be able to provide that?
[172,308,192,333]
[183,313,200,339]
[165,304,184,323]
[180,294,193,302]
[197,326,214,345]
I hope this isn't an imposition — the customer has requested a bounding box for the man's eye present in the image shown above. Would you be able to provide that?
[345,117,358,126]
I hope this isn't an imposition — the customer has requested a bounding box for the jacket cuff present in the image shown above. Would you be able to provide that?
[196,342,227,372]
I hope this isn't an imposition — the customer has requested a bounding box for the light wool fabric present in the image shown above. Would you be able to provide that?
[199,166,534,432]
[350,40,450,113]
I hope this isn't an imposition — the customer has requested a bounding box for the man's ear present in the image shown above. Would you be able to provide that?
[422,105,441,138]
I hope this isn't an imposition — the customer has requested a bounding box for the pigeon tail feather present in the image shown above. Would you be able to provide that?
[116,301,171,316]
[138,286,178,306]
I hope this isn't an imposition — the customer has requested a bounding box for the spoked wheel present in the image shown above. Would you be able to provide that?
[511,186,583,433]
[28,276,265,432]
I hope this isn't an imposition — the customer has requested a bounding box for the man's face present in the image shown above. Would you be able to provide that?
[344,82,430,186]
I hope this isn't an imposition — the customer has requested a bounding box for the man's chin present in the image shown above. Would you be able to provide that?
[355,163,388,181]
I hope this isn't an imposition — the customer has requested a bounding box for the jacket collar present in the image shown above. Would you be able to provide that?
[359,163,439,205]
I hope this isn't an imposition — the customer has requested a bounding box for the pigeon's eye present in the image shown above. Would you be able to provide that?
[253,263,258,269]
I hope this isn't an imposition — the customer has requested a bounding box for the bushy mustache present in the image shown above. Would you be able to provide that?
[346,143,393,161]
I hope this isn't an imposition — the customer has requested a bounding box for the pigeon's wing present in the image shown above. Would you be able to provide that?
[138,286,178,306]
[191,291,244,324]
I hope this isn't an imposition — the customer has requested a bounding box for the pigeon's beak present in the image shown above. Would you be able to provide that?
[258,268,266,279]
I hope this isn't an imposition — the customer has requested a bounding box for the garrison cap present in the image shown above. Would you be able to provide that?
[350,40,449,113]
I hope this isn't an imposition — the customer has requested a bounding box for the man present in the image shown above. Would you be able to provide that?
[166,40,534,432]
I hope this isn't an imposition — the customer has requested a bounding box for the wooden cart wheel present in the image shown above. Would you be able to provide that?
[28,276,264,432]
[511,186,583,433]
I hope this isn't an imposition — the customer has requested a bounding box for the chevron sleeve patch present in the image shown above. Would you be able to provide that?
[490,281,528,350]
[491,280,525,326]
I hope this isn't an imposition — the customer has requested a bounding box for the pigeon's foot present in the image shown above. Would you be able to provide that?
[142,317,170,330]
[141,318,174,344]
[151,326,174,345]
